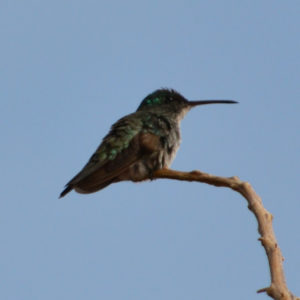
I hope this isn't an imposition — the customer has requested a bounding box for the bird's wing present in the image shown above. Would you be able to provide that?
[60,114,162,197]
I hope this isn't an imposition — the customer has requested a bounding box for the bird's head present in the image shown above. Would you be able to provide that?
[137,89,237,120]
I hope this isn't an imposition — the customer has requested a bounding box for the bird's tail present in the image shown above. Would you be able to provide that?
[59,185,73,198]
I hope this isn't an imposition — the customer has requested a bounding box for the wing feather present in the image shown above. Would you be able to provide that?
[60,134,140,196]
[59,112,165,198]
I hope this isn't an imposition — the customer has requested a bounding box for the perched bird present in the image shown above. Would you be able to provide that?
[60,89,237,198]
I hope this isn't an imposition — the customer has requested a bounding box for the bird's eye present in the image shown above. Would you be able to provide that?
[146,99,152,105]
[152,97,160,104]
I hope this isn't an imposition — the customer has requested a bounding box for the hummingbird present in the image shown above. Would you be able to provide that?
[60,89,237,198]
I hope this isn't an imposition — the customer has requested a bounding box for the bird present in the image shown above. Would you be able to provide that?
[59,88,237,198]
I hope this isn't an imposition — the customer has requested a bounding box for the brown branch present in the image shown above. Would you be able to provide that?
[152,168,299,300]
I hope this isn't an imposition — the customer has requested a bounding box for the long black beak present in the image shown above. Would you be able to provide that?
[188,100,238,107]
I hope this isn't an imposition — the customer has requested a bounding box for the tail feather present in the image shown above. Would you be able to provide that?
[59,177,115,198]
[75,179,114,194]
[59,185,73,198]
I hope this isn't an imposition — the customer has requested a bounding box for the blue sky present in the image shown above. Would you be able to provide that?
[1,1,300,299]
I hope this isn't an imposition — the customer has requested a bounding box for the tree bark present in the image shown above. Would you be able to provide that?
[152,168,299,300]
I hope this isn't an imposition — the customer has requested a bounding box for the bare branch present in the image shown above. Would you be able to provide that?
[152,168,299,300]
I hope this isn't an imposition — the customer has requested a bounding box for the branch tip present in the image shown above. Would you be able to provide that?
[257,287,269,294]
